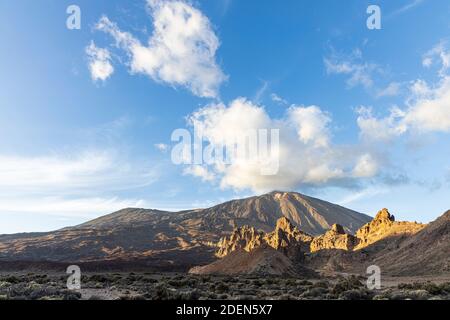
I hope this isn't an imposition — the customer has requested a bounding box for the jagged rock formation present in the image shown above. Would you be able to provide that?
[310,224,359,252]
[215,217,313,258]
[264,217,313,250]
[215,209,428,259]
[192,209,449,277]
[215,226,265,258]
[307,209,425,253]
[354,208,425,250]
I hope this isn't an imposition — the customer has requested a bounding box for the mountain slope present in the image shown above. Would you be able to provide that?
[0,191,370,268]
[192,191,371,235]
[189,246,315,277]
[373,210,450,275]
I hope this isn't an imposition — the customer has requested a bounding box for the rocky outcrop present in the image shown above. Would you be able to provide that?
[215,226,264,258]
[263,217,313,250]
[216,209,428,258]
[308,208,426,253]
[354,208,425,250]
[373,210,449,275]
[193,208,447,277]
[310,224,360,253]
[215,217,312,258]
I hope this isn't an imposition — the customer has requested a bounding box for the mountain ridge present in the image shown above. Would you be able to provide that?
[0,191,370,268]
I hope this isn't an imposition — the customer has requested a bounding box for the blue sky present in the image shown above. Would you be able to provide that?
[0,0,449,234]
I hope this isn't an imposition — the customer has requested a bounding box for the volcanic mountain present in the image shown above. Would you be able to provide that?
[0,191,371,270]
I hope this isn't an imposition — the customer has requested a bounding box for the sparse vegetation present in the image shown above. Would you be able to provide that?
[0,272,449,300]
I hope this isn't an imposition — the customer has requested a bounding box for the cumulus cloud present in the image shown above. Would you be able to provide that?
[95,0,226,98]
[357,106,406,141]
[357,42,450,140]
[358,77,450,140]
[352,154,379,178]
[287,106,331,147]
[183,165,215,182]
[404,77,450,132]
[85,41,114,81]
[182,98,379,192]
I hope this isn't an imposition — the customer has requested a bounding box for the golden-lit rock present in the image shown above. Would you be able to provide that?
[215,217,312,258]
[310,224,359,252]
[354,208,425,250]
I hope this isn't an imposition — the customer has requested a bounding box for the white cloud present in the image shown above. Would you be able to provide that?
[0,151,156,194]
[377,82,401,97]
[403,77,450,132]
[95,0,226,98]
[410,79,432,97]
[352,154,379,178]
[185,98,378,192]
[336,187,388,206]
[85,41,114,81]
[422,41,450,76]
[357,42,450,140]
[254,80,269,103]
[357,106,406,141]
[0,197,147,218]
[271,93,288,105]
[287,106,331,147]
[183,165,215,182]
[324,49,380,89]
[0,150,157,223]
[357,76,450,140]
[390,0,425,17]
[154,143,169,152]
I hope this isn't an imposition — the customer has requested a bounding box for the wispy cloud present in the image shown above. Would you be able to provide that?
[336,187,388,206]
[271,93,288,105]
[422,41,450,76]
[253,80,269,103]
[154,143,169,152]
[376,82,402,98]
[0,197,148,218]
[0,150,158,222]
[0,150,157,195]
[390,0,425,17]
[324,48,381,90]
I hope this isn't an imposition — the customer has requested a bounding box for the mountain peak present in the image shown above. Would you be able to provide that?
[374,208,395,222]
